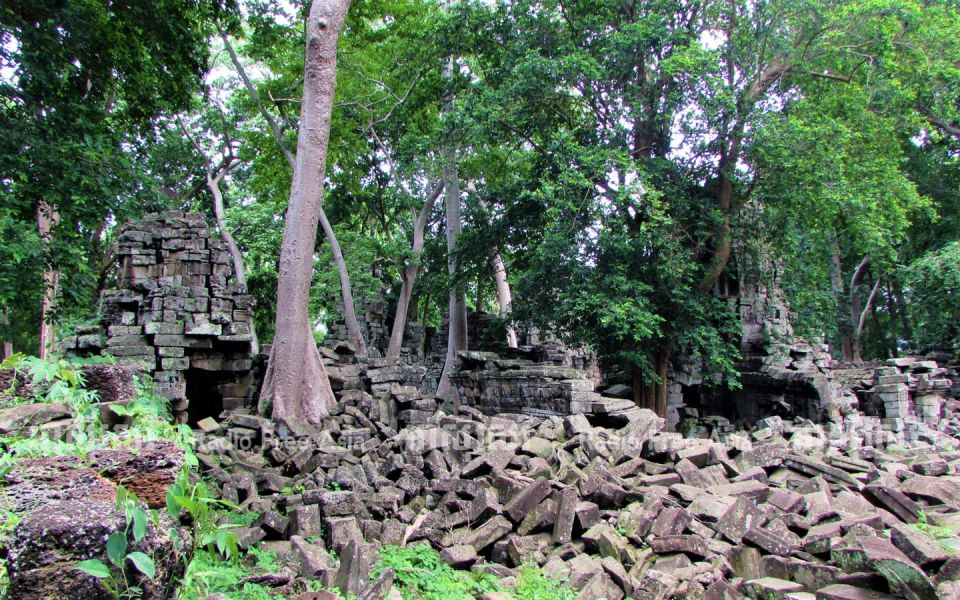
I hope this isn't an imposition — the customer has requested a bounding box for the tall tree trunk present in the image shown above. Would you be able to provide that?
[853,275,881,363]
[698,54,788,294]
[891,279,912,349]
[829,238,854,362]
[386,183,442,360]
[699,170,733,294]
[1,306,12,359]
[630,349,670,418]
[259,0,350,428]
[319,214,367,356]
[884,284,900,357]
[221,25,366,357]
[869,294,890,359]
[491,250,518,348]
[207,165,260,354]
[654,348,670,419]
[849,256,871,363]
[36,200,60,359]
[632,368,652,410]
[436,60,468,401]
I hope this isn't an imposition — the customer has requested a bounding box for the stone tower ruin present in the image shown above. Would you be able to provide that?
[61,212,256,423]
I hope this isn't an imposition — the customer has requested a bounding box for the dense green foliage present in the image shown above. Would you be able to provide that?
[903,242,960,354]
[2,0,960,372]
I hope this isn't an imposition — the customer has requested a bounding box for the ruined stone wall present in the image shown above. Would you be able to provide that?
[61,212,255,423]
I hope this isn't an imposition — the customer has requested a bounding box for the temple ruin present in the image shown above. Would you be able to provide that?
[61,212,256,423]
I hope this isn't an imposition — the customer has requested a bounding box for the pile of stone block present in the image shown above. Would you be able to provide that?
[61,212,255,422]
[191,380,960,599]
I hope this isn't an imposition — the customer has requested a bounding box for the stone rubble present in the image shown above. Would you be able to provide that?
[194,355,960,600]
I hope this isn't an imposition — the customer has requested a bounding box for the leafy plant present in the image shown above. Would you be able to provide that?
[75,486,157,599]
[912,511,960,553]
[176,548,282,600]
[166,472,241,562]
[375,543,499,600]
[514,564,577,600]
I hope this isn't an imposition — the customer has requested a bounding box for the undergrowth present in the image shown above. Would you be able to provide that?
[377,543,500,599]
[377,544,576,600]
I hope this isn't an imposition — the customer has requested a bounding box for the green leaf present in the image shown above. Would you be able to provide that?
[76,559,111,578]
[172,495,199,517]
[132,508,147,542]
[106,531,127,566]
[126,552,156,580]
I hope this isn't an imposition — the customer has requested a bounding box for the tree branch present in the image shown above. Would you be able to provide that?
[218,25,297,170]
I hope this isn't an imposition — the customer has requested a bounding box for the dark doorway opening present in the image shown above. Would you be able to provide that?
[184,368,225,426]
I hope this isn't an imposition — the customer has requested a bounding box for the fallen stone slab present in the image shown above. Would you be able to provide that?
[717,496,767,544]
[900,476,960,509]
[761,555,842,591]
[441,544,477,568]
[832,536,937,600]
[648,535,710,559]
[6,500,184,600]
[0,402,71,434]
[784,454,861,489]
[710,480,770,502]
[291,536,335,579]
[442,516,513,553]
[861,485,920,524]
[577,572,625,600]
[504,477,552,523]
[649,507,693,537]
[743,526,796,556]
[815,583,897,599]
[552,486,578,544]
[888,523,949,568]
[87,440,184,508]
[743,577,805,599]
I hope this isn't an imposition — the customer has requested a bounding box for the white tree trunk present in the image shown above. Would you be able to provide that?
[491,250,518,348]
[222,25,367,357]
[207,166,260,354]
[436,59,468,401]
[36,200,60,359]
[386,182,443,359]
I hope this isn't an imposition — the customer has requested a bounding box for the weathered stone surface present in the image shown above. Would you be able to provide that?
[552,486,578,544]
[815,584,897,599]
[743,577,805,599]
[87,440,184,508]
[888,523,948,568]
[6,500,184,600]
[441,544,477,568]
[443,516,513,552]
[0,402,71,434]
[648,535,710,558]
[650,507,693,537]
[744,526,796,556]
[504,477,552,523]
[861,485,920,524]
[717,497,766,544]
[832,536,937,600]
